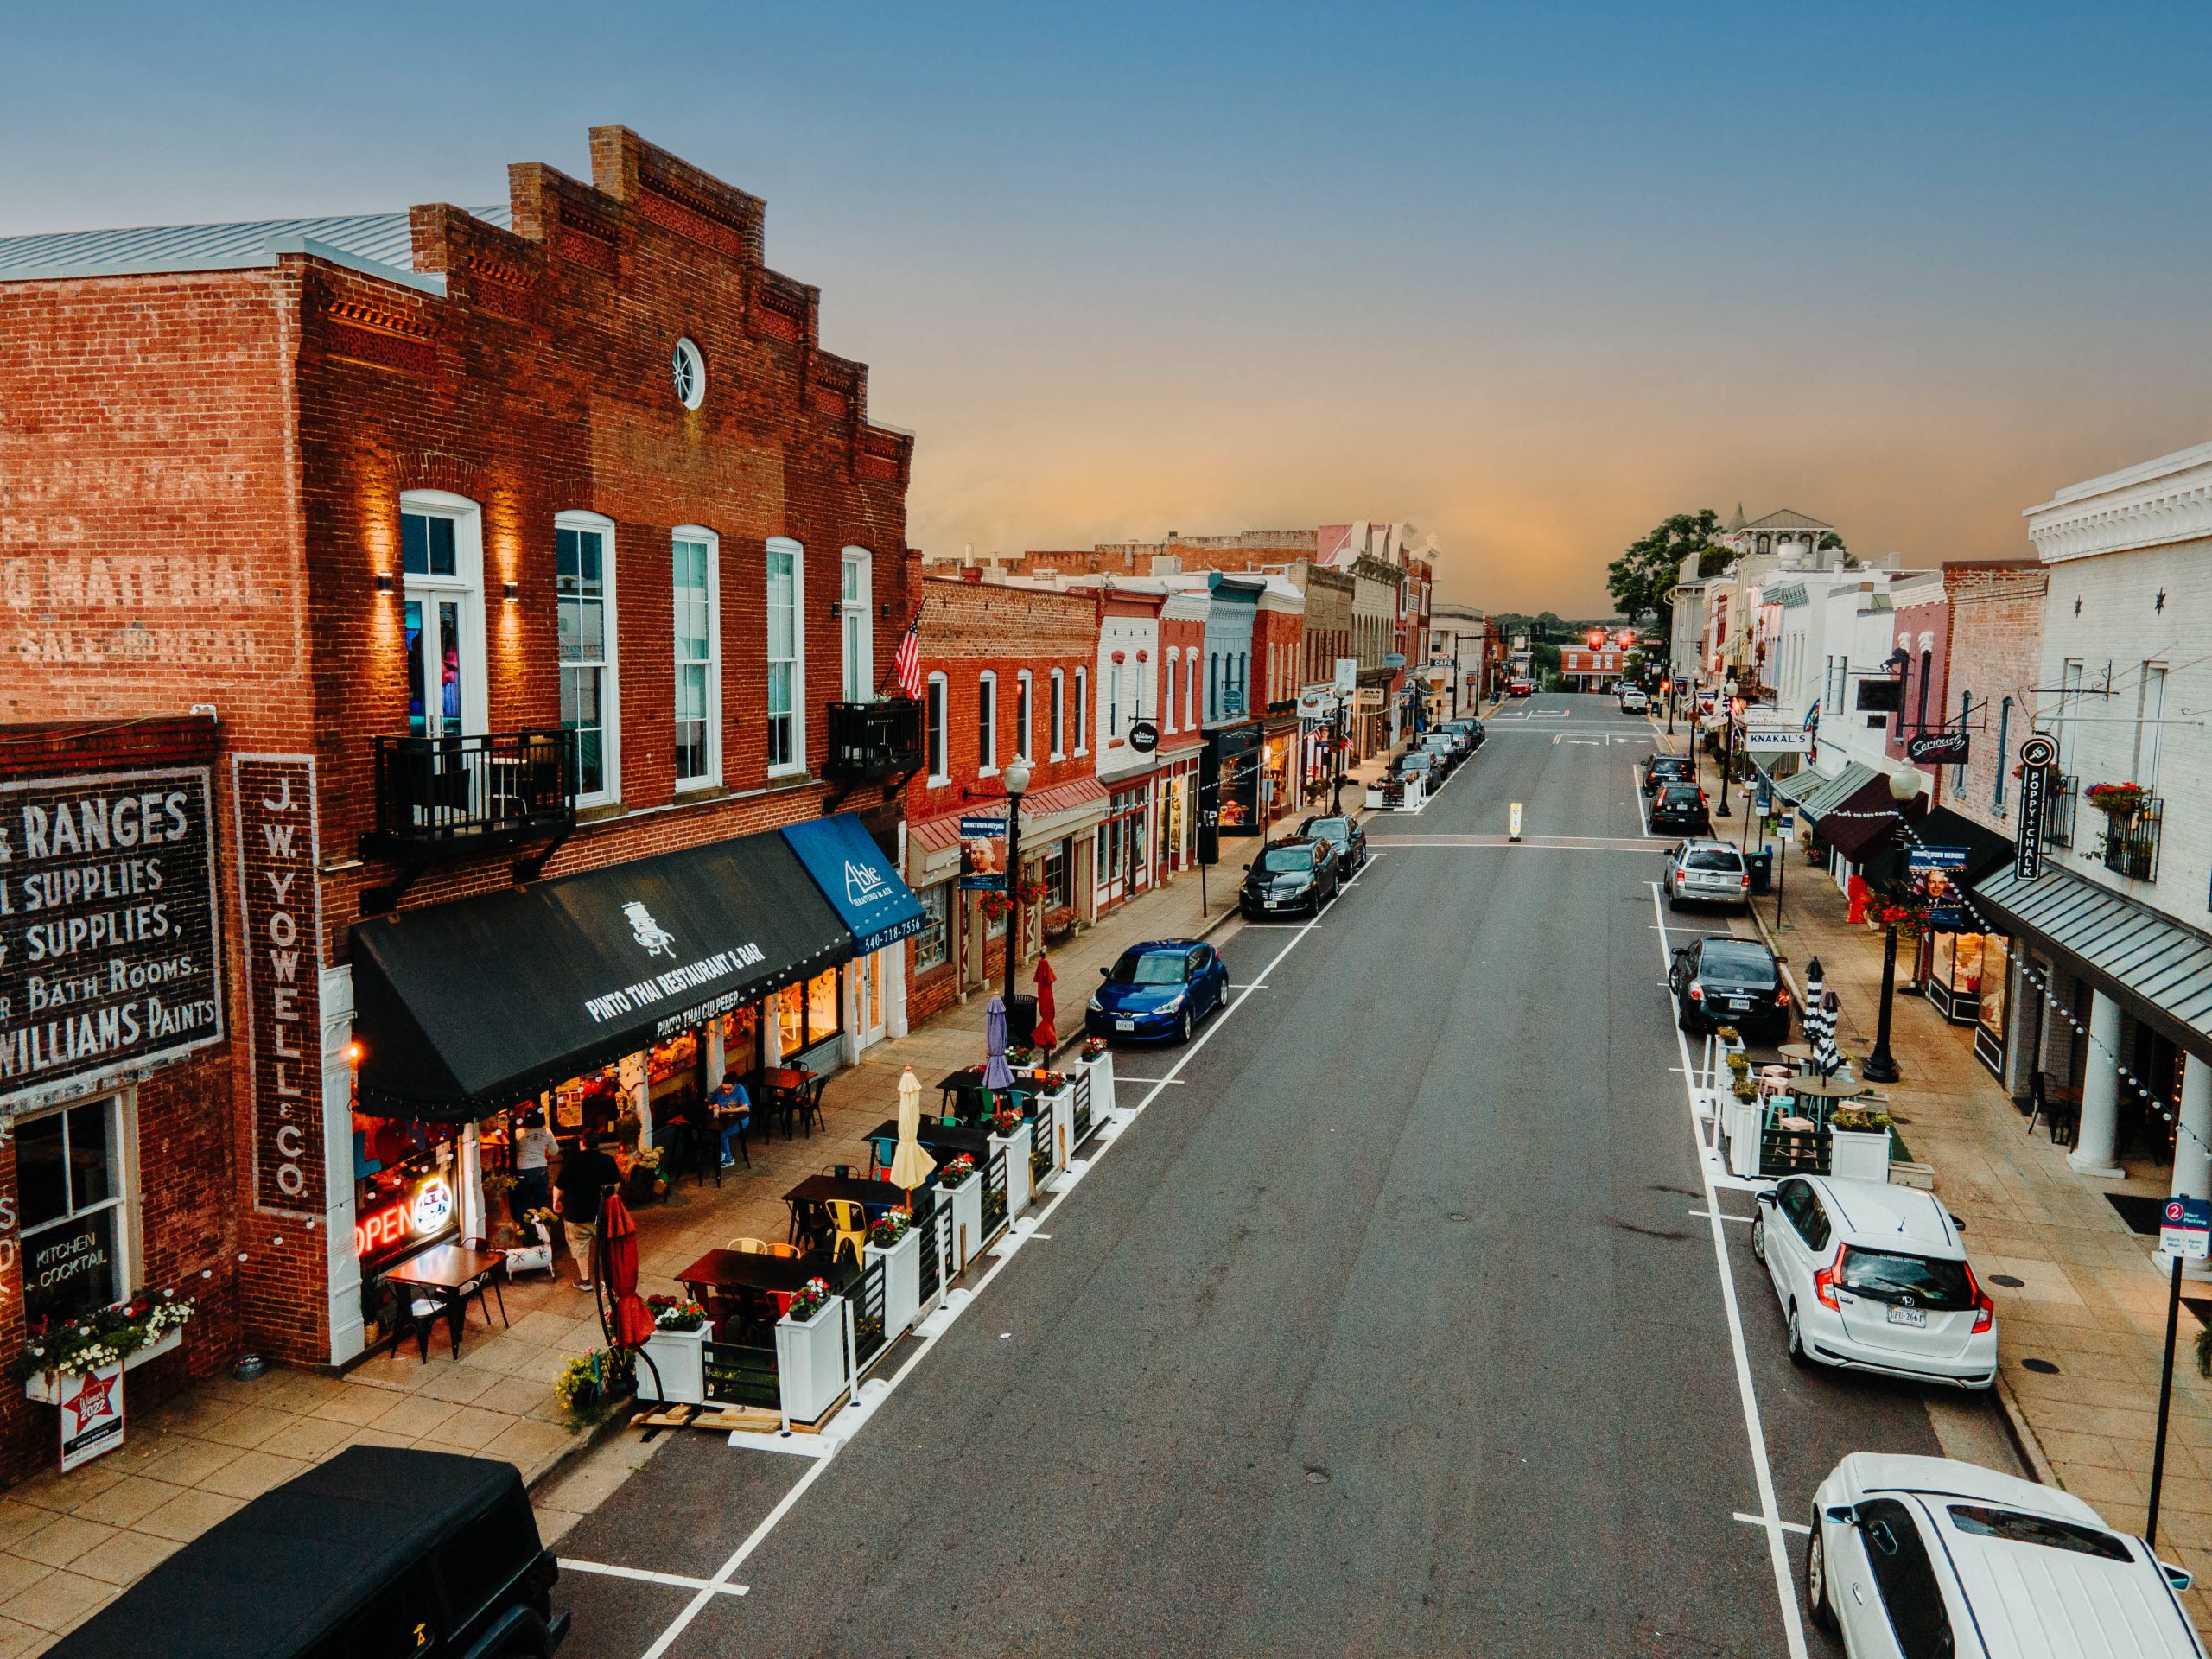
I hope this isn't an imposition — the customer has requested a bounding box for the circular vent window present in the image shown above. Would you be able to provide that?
[671,338,706,410]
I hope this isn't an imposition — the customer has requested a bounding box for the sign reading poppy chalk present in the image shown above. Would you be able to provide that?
[233,755,325,1218]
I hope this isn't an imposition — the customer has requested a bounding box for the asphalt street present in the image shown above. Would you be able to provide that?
[555,691,2012,1658]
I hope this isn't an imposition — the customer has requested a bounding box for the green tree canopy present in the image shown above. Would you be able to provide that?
[1607,510,1725,626]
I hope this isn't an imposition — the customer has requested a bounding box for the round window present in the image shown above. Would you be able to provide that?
[671,337,705,410]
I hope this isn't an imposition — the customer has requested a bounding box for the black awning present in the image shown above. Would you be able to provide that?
[1815,775,1918,863]
[350,829,854,1119]
[1903,805,2015,887]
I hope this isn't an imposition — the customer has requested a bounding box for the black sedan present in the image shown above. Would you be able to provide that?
[1649,782,1710,833]
[1239,836,1341,918]
[1642,753,1693,796]
[1669,935,1793,1042]
[1294,813,1368,878]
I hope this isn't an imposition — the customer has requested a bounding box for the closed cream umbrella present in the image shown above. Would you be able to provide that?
[889,1065,935,1203]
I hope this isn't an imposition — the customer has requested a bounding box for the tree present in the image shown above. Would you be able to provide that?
[1607,510,1725,626]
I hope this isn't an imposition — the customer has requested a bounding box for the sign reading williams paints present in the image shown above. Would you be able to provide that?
[0,768,223,1113]
[233,755,323,1218]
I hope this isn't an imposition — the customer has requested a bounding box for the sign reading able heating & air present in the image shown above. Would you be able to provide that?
[0,768,224,1114]
[234,756,324,1217]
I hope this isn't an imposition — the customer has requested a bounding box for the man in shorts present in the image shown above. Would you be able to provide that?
[551,1131,621,1291]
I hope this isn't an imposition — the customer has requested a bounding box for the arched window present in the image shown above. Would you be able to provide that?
[1164,655,1178,733]
[672,526,721,788]
[839,547,873,702]
[398,489,487,743]
[1185,648,1198,728]
[556,508,619,801]
[1916,649,1933,733]
[1074,667,1090,753]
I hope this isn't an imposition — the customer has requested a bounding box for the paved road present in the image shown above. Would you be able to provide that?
[556,691,2012,1657]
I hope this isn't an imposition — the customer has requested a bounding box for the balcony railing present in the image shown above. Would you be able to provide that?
[2101,798,2162,882]
[823,698,924,782]
[363,728,574,859]
[2042,773,2077,849]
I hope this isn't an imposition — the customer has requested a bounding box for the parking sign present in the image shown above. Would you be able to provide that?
[2160,1198,2210,1261]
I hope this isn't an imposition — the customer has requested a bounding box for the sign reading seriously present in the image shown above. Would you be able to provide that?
[0,769,223,1113]
[233,755,323,1218]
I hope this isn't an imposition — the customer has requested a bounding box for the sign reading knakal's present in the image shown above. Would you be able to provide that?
[0,768,224,1113]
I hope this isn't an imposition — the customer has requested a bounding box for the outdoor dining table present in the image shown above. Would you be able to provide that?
[866,1116,990,1158]
[384,1243,507,1363]
[747,1066,810,1140]
[782,1174,909,1247]
[675,1248,824,1300]
[934,1067,1058,1116]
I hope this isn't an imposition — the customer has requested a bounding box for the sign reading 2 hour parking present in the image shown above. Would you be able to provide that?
[0,768,224,1113]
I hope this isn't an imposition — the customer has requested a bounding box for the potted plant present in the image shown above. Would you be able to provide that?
[17,1289,196,1404]
[775,1276,848,1422]
[1080,1036,1107,1062]
[554,1348,636,1419]
[863,1208,922,1339]
[481,1170,518,1241]
[936,1153,985,1272]
[639,1295,710,1405]
[2085,780,2149,818]
[1714,1024,1744,1052]
[620,1144,667,1205]
[1827,1104,1895,1184]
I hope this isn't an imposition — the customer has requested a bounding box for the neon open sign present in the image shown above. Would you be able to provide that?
[354,1176,454,1259]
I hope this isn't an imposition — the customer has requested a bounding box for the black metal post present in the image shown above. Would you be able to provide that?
[1667,683,1676,737]
[1001,791,1023,1011]
[1863,921,1903,1082]
[1716,714,1732,817]
[2150,1246,2184,1547]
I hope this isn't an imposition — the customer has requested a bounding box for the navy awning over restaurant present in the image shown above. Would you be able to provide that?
[349,829,855,1119]
[780,811,925,954]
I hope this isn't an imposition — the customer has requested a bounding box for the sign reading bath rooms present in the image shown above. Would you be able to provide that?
[0,768,224,1113]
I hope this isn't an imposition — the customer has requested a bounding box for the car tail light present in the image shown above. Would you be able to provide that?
[1688,982,1704,1001]
[1965,1262,1994,1333]
[1739,874,1751,888]
[1814,1252,1843,1311]
[1777,987,1792,1007]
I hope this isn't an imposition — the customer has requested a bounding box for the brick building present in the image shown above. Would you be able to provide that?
[0,128,924,1459]
[903,576,1103,1024]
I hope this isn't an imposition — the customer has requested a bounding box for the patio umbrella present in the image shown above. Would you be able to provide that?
[1032,957,1059,1052]
[983,995,1014,1091]
[593,1192,657,1352]
[888,1066,935,1200]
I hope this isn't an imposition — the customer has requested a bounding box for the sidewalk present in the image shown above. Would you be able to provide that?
[1742,827,2212,1630]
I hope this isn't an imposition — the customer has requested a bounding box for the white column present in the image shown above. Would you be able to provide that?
[887,940,911,1039]
[2069,990,2126,1179]
[2172,1054,2212,1205]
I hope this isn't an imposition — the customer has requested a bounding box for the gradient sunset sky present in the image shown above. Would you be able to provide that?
[10,2,2209,613]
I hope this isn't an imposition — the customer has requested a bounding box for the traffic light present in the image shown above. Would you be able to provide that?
[1586,628,1605,650]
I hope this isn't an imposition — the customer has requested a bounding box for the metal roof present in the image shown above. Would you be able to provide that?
[1974,864,2212,1047]
[0,206,510,288]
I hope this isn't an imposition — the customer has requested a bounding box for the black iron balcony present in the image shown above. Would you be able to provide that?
[2042,772,2077,848]
[2101,797,2161,882]
[363,728,574,860]
[823,698,924,782]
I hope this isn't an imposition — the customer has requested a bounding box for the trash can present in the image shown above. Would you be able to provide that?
[1745,849,1774,895]
[1005,993,1039,1048]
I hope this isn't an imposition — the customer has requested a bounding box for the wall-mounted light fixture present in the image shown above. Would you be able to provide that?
[504,581,519,602]
[374,573,395,594]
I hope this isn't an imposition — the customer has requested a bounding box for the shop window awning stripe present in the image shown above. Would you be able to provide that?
[348,828,856,1119]
[1972,864,2212,1046]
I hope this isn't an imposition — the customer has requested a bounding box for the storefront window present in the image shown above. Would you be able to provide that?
[18,1100,124,1328]
[721,1002,760,1071]
[1043,840,1071,909]
[915,884,950,973]
[352,1116,460,1272]
[1978,936,2010,1045]
[777,969,845,1054]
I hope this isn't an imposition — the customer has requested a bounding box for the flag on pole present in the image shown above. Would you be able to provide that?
[892,613,924,699]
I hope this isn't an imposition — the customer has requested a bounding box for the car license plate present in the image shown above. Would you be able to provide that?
[1116,1019,1135,1033]
[1264,898,1279,909]
[1886,1306,1927,1328]
[1727,998,1750,1012]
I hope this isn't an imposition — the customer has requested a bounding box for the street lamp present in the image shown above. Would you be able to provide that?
[1860,766,1923,1084]
[1001,756,1032,1011]
[1662,677,1675,737]
[1717,677,1739,817]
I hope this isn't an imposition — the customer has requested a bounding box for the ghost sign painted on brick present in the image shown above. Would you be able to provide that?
[233,754,324,1218]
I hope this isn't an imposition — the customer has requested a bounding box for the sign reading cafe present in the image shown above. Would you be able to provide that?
[0,768,224,1112]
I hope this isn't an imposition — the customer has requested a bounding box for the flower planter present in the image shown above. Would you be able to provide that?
[989,1123,1033,1223]
[865,1227,921,1343]
[774,1298,849,1424]
[938,1173,985,1273]
[1363,784,1389,810]
[1078,1051,1116,1120]
[24,1325,181,1406]
[1827,1128,1891,1185]
[639,1325,708,1406]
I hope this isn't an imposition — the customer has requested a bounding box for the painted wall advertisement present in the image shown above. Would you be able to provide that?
[0,768,224,1115]
[233,755,324,1219]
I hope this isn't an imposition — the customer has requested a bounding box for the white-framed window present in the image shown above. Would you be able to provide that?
[556,510,618,803]
[1208,654,1219,721]
[914,883,950,973]
[1108,662,1122,739]
[840,547,874,702]
[397,491,487,741]
[1185,647,1198,728]
[1050,669,1066,759]
[977,671,998,775]
[766,537,804,774]
[672,527,721,789]
[18,1095,132,1328]
[1016,670,1033,761]
[671,337,707,410]
[2135,662,2168,791]
[926,671,950,784]
[1165,655,1178,734]
[1268,642,1278,702]
[1074,667,1089,754]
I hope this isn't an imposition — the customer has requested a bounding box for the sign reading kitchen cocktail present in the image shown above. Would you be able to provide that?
[0,769,224,1113]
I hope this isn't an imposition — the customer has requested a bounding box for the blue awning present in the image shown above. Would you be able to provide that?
[780,813,926,954]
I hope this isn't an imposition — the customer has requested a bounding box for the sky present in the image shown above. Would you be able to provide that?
[9,1,2211,613]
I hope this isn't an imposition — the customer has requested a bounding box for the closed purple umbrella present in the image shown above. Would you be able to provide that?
[983,995,1014,1091]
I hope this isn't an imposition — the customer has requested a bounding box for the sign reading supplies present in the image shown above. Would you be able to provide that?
[0,769,224,1113]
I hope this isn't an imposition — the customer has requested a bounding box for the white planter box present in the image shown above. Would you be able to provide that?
[639,1325,708,1406]
[989,1124,1033,1223]
[1363,785,1389,809]
[865,1228,921,1343]
[1078,1052,1116,1120]
[774,1299,849,1424]
[24,1324,183,1405]
[938,1173,985,1273]
[1035,1084,1076,1173]
[1724,1096,1764,1180]
[1828,1128,1892,1185]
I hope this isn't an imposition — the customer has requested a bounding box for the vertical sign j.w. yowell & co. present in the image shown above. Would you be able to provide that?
[232,756,323,1218]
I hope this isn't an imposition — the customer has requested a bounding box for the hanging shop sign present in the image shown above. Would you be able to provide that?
[1741,727,1812,754]
[233,755,324,1219]
[58,1360,125,1472]
[1297,687,1341,722]
[1333,658,1357,695]
[1128,720,1160,754]
[2014,737,2056,881]
[957,813,1007,892]
[1907,847,1970,930]
[1354,688,1385,712]
[1906,730,1971,766]
[0,768,224,1114]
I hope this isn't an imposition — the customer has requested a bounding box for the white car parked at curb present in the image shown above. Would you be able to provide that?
[1751,1174,1997,1387]
[1808,1453,2203,1656]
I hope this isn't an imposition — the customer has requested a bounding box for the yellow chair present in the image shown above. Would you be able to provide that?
[765,1242,804,1260]
[728,1236,770,1254]
[824,1200,869,1268]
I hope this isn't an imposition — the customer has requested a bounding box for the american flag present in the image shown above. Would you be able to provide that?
[892,613,924,699]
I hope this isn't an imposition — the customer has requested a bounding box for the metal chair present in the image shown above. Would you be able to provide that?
[729,1236,771,1254]
[792,1074,828,1139]
[824,1200,869,1268]
[765,1242,803,1260]
[456,1237,511,1330]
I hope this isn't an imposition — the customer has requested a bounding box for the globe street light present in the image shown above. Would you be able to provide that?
[1860,765,1924,1084]
[1001,756,1032,1012]
[1717,677,1740,817]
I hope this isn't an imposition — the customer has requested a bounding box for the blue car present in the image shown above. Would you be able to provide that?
[1084,939,1230,1045]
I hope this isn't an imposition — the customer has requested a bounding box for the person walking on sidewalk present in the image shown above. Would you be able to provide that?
[552,1131,621,1292]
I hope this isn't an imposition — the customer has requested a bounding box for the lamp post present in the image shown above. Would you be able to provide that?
[1001,757,1031,1011]
[1662,677,1675,737]
[1716,677,1738,817]
[1860,766,1923,1084]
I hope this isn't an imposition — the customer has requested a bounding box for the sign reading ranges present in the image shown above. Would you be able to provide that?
[0,768,224,1111]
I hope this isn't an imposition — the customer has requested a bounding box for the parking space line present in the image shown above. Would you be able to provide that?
[1733,1512,1811,1535]
[563,1560,751,1595]
[1692,1210,1754,1225]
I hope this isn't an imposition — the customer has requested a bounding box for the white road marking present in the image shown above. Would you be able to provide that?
[563,1560,751,1595]
[1693,1210,1754,1225]
[1735,1511,1811,1535]
[1111,1076,1186,1085]
[1630,763,1654,837]
[1654,880,1808,1659]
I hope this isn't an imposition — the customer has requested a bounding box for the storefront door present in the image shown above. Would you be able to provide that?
[851,948,887,1049]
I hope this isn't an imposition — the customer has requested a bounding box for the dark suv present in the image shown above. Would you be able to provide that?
[1294,813,1368,877]
[1669,935,1792,1042]
[1649,782,1710,833]
[1643,753,1694,796]
[1240,836,1340,918]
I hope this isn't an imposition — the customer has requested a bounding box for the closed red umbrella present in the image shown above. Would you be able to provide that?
[594,1192,657,1351]
[1033,957,1058,1051]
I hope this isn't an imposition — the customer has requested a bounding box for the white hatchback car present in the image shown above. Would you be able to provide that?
[1752,1174,1997,1387]
[1808,1453,2204,1657]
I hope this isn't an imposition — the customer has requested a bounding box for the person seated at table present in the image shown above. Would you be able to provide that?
[705,1071,751,1166]
[551,1131,621,1292]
